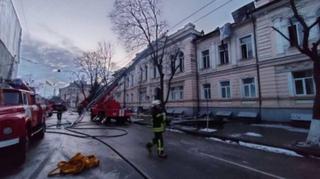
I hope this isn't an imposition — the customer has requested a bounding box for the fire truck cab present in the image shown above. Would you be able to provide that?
[0,80,47,163]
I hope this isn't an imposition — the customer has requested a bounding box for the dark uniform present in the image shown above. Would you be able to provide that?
[146,103,167,158]
[55,104,66,126]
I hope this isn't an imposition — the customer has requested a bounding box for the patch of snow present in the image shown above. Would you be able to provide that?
[167,128,184,133]
[131,118,144,122]
[230,133,242,138]
[244,132,263,137]
[251,124,308,133]
[239,141,303,157]
[181,126,197,131]
[199,128,217,132]
[207,137,224,143]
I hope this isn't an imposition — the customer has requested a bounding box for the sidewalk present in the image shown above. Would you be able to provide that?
[131,115,320,157]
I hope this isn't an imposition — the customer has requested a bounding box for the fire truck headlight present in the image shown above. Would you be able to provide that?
[3,127,13,135]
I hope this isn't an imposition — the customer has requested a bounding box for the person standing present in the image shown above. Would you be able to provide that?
[55,103,66,126]
[146,100,167,158]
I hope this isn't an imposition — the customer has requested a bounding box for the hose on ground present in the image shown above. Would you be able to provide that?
[45,119,150,179]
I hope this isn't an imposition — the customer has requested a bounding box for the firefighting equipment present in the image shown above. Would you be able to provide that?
[48,153,99,177]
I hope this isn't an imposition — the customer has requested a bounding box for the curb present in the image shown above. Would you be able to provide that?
[172,126,320,158]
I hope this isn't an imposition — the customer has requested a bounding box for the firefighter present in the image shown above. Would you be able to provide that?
[146,100,167,158]
[55,103,66,126]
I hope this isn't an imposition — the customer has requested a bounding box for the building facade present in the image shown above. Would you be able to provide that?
[253,0,320,121]
[59,81,90,108]
[0,0,22,80]
[112,0,319,122]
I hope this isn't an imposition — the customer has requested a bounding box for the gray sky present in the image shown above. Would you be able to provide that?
[12,0,252,96]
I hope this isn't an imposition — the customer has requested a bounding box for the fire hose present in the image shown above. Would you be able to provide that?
[45,120,150,179]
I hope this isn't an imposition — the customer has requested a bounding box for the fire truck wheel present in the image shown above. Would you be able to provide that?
[16,128,30,163]
[36,122,46,139]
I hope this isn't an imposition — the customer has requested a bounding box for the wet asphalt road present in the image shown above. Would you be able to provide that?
[1,112,320,179]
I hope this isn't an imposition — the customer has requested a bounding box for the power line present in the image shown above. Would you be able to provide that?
[193,0,233,23]
[113,0,234,70]
[169,0,218,31]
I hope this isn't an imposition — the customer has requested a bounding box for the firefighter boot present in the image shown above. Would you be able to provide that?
[157,151,167,159]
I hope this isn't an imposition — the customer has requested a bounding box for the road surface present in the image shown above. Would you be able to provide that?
[1,112,320,179]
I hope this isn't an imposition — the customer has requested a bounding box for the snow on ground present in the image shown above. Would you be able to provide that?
[251,124,308,133]
[167,128,184,133]
[131,118,145,122]
[207,137,225,143]
[199,128,217,132]
[239,141,303,157]
[244,132,263,137]
[207,137,303,158]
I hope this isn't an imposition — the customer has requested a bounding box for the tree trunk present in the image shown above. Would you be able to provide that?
[306,59,320,146]
[159,74,165,110]
[312,60,320,120]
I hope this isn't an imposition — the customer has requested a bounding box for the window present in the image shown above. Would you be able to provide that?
[288,18,303,47]
[126,94,129,103]
[171,52,184,73]
[240,35,253,59]
[144,65,148,81]
[169,86,184,100]
[242,78,256,98]
[2,91,23,106]
[203,83,211,99]
[131,93,134,102]
[292,71,315,96]
[220,81,231,99]
[201,50,210,69]
[139,90,147,102]
[178,52,184,72]
[153,65,157,78]
[131,74,134,86]
[219,44,229,65]
[140,67,143,81]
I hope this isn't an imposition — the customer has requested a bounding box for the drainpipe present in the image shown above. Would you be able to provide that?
[252,16,262,121]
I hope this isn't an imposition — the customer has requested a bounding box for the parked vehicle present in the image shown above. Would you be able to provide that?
[90,97,132,124]
[0,80,47,163]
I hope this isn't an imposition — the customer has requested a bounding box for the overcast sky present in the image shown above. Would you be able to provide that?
[12,0,252,97]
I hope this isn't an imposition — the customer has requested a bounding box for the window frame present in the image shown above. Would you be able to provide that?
[218,43,229,65]
[202,83,211,99]
[220,81,231,99]
[241,77,257,98]
[292,71,315,96]
[201,49,210,69]
[169,86,184,101]
[239,34,254,60]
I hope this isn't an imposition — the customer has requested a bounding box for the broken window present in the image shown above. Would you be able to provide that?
[219,44,229,65]
[240,35,253,59]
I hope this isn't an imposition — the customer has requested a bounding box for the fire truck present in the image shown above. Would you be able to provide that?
[82,72,132,124]
[0,79,48,163]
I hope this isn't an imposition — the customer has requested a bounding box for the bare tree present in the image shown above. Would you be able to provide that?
[164,45,184,105]
[70,71,88,100]
[110,0,180,109]
[74,42,115,103]
[272,0,320,145]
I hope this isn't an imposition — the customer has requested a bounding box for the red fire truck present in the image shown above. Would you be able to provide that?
[0,80,48,163]
[90,97,132,124]
[80,74,132,124]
